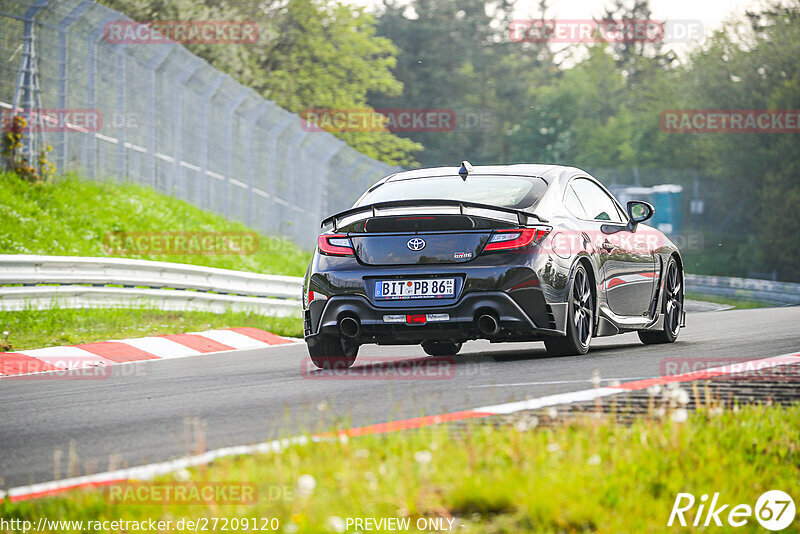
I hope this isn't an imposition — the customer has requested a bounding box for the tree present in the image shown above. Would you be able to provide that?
[100,0,261,87]
[99,0,421,166]
[509,45,636,167]
[680,0,800,279]
[252,0,422,166]
[372,0,548,166]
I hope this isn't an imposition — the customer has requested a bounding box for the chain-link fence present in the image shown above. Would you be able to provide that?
[0,0,398,249]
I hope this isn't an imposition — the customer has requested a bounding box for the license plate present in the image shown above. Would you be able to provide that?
[374,279,455,300]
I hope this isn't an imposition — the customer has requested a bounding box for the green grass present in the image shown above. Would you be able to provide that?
[686,292,768,310]
[0,307,303,351]
[0,171,309,347]
[0,171,311,276]
[2,404,798,533]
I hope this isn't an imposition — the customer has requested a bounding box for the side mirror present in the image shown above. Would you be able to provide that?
[626,200,654,229]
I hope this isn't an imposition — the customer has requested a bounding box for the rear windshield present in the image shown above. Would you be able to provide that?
[357,175,548,210]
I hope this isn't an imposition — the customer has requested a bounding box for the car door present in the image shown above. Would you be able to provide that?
[568,177,656,317]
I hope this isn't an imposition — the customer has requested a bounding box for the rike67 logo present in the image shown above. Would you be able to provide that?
[669,490,796,531]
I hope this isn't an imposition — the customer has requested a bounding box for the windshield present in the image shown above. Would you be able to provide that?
[358,175,548,210]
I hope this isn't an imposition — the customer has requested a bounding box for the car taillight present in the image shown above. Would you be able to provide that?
[318,234,354,256]
[307,290,328,304]
[484,227,551,252]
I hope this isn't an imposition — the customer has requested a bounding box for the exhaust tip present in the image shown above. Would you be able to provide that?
[477,313,500,336]
[339,316,361,338]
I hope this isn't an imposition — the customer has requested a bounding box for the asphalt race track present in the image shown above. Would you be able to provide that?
[1,306,799,489]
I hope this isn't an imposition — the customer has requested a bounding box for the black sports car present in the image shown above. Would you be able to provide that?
[303,162,685,369]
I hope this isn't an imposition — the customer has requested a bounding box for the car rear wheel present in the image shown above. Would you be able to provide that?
[307,336,358,369]
[544,263,593,357]
[639,257,683,345]
[421,341,462,356]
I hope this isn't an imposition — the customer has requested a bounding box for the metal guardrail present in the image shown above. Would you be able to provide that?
[0,286,300,317]
[1,256,797,317]
[685,274,800,306]
[0,255,303,317]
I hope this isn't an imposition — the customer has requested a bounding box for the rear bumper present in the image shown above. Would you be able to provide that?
[304,291,567,345]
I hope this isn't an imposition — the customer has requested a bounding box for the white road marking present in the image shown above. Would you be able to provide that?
[17,346,113,368]
[118,337,202,359]
[3,350,797,503]
[474,387,621,414]
[193,329,271,349]
[468,377,655,388]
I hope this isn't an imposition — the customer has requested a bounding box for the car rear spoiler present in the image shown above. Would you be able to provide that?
[320,199,547,231]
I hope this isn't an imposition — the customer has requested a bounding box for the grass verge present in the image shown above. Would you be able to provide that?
[2,404,797,533]
[685,292,769,310]
[0,307,302,351]
[0,171,311,276]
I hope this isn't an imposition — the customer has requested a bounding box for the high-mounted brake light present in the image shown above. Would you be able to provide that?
[484,227,551,252]
[318,234,354,256]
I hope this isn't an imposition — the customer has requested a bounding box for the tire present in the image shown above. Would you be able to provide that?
[421,341,462,356]
[639,257,683,345]
[544,262,593,357]
[307,336,358,369]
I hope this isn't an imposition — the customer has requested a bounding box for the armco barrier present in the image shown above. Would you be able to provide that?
[0,255,302,316]
[685,274,800,306]
[1,255,797,315]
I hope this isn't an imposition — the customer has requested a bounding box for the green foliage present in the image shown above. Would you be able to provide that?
[684,293,768,310]
[0,307,302,351]
[372,0,544,167]
[0,170,307,349]
[98,0,421,166]
[100,0,262,88]
[677,0,800,280]
[510,46,638,167]
[372,0,799,280]
[253,0,422,166]
[0,171,311,275]
[1,115,55,182]
[4,404,799,532]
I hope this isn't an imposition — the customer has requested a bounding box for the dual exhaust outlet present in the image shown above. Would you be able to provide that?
[337,313,500,338]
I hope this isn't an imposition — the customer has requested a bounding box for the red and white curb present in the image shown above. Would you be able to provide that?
[2,350,798,502]
[0,328,295,378]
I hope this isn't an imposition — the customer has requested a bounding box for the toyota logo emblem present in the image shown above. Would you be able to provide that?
[407,238,426,251]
